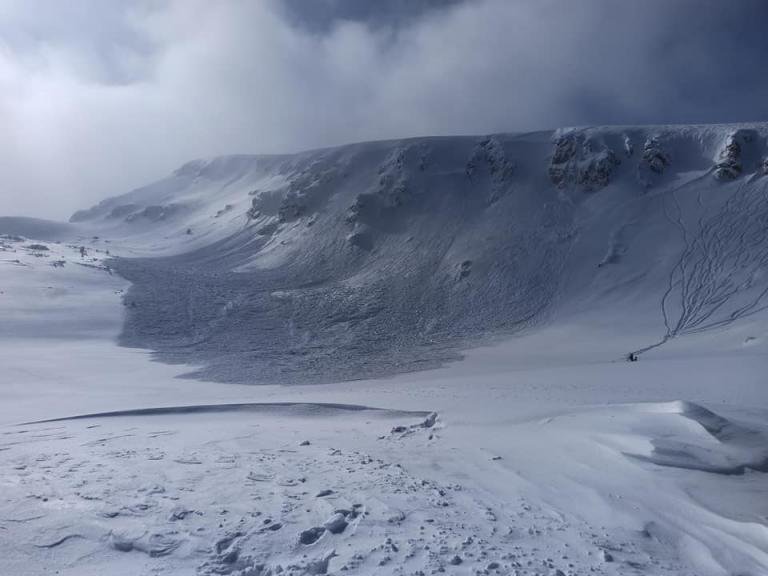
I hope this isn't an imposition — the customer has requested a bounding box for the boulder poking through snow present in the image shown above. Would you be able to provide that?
[299,527,325,545]
[457,260,472,280]
[323,513,348,534]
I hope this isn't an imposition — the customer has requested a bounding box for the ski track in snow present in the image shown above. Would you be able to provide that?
[636,178,768,355]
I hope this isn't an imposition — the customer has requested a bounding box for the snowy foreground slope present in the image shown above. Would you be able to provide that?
[1,123,767,575]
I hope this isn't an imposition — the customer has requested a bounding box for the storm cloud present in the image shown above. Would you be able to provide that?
[1,0,767,219]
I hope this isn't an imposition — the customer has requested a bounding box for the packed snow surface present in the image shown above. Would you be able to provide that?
[1,123,768,575]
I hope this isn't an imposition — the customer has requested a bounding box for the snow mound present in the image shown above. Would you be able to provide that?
[23,402,429,425]
[626,401,768,475]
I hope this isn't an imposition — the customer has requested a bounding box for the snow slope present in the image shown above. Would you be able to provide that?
[58,123,768,383]
[1,122,768,576]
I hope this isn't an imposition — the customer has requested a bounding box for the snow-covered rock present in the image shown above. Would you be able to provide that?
[466,136,515,203]
[713,128,761,181]
[548,132,620,191]
[641,136,670,174]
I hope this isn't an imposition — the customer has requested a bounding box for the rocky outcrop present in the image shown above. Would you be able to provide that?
[714,133,743,181]
[375,147,410,208]
[277,160,339,223]
[641,137,670,174]
[636,136,671,188]
[108,204,140,219]
[215,204,234,218]
[548,136,577,188]
[549,134,620,192]
[466,137,515,203]
[74,201,179,224]
[277,194,305,223]
[346,148,412,231]
[125,204,182,222]
[713,129,759,181]
[577,148,620,191]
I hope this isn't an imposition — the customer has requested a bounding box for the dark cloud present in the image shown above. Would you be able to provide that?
[278,0,470,32]
[1,0,767,219]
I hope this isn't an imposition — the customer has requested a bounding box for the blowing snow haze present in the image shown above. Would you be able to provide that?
[2,2,768,576]
[2,0,768,218]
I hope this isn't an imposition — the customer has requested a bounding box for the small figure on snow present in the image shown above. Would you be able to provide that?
[627,352,638,362]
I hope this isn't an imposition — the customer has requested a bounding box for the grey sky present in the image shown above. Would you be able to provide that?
[1,0,767,219]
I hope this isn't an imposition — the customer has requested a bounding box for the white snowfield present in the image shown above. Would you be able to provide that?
[1,123,767,575]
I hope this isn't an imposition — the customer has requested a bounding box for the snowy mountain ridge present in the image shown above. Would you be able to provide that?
[21,122,764,384]
[69,123,768,235]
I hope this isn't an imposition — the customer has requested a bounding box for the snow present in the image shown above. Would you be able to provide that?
[1,123,768,575]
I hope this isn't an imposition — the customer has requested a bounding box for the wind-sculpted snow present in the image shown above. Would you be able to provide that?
[624,401,768,475]
[23,402,429,425]
[5,392,767,575]
[59,123,768,381]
